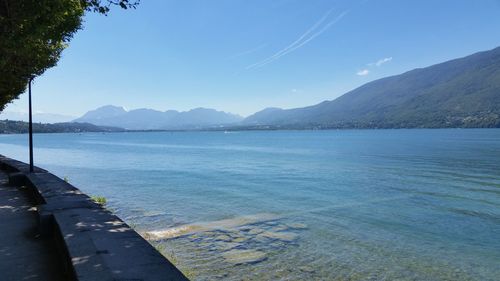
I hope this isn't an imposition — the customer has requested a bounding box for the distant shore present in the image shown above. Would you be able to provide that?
[1,119,499,135]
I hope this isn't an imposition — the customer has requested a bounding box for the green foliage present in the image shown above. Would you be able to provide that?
[82,0,139,14]
[0,0,139,111]
[91,195,107,205]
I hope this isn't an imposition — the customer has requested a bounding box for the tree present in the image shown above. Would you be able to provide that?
[0,0,138,111]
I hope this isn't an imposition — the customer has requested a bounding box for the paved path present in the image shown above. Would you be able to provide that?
[0,171,65,281]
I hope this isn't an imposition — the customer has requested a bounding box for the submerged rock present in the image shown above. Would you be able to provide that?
[298,265,315,273]
[226,230,242,238]
[270,224,289,232]
[286,223,308,230]
[269,241,287,249]
[248,227,265,235]
[213,234,232,242]
[222,249,267,265]
[215,242,241,251]
[197,241,213,249]
[256,231,298,242]
[238,225,253,231]
[147,213,281,240]
[232,236,248,243]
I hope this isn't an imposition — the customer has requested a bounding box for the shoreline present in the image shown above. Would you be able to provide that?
[1,124,500,136]
[0,155,189,281]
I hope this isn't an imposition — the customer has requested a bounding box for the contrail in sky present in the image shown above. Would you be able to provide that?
[248,8,336,67]
[246,9,349,70]
[227,44,268,60]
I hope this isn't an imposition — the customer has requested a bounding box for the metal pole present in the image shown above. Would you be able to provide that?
[28,78,34,173]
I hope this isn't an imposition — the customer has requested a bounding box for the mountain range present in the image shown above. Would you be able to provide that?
[14,46,498,131]
[73,106,243,130]
[243,46,500,128]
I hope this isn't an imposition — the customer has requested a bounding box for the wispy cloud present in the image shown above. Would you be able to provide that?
[356,69,370,76]
[373,57,392,66]
[227,44,267,60]
[357,57,393,76]
[246,9,349,70]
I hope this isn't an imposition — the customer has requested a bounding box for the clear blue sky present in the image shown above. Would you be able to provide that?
[5,0,500,117]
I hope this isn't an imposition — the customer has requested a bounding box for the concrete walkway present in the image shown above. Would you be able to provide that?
[0,171,65,281]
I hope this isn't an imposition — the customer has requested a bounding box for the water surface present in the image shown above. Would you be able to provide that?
[0,129,499,280]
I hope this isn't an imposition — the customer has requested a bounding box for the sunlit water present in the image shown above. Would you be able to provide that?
[0,129,499,280]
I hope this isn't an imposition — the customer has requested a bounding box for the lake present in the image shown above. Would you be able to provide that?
[0,129,499,280]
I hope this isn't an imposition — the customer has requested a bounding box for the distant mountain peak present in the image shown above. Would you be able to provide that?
[100,104,126,110]
[261,107,283,112]
[75,105,127,121]
[188,107,213,112]
[94,105,128,114]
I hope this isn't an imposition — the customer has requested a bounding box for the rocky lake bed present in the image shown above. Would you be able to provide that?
[146,218,308,267]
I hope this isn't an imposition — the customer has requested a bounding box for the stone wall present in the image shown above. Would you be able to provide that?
[0,155,189,281]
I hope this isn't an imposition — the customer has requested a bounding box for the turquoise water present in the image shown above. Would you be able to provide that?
[0,129,499,280]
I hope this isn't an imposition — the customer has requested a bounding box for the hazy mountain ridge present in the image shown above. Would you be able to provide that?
[244,46,500,128]
[74,106,244,130]
[0,111,76,123]
[0,120,124,134]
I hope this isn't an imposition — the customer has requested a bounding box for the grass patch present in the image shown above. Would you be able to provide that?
[91,195,107,206]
